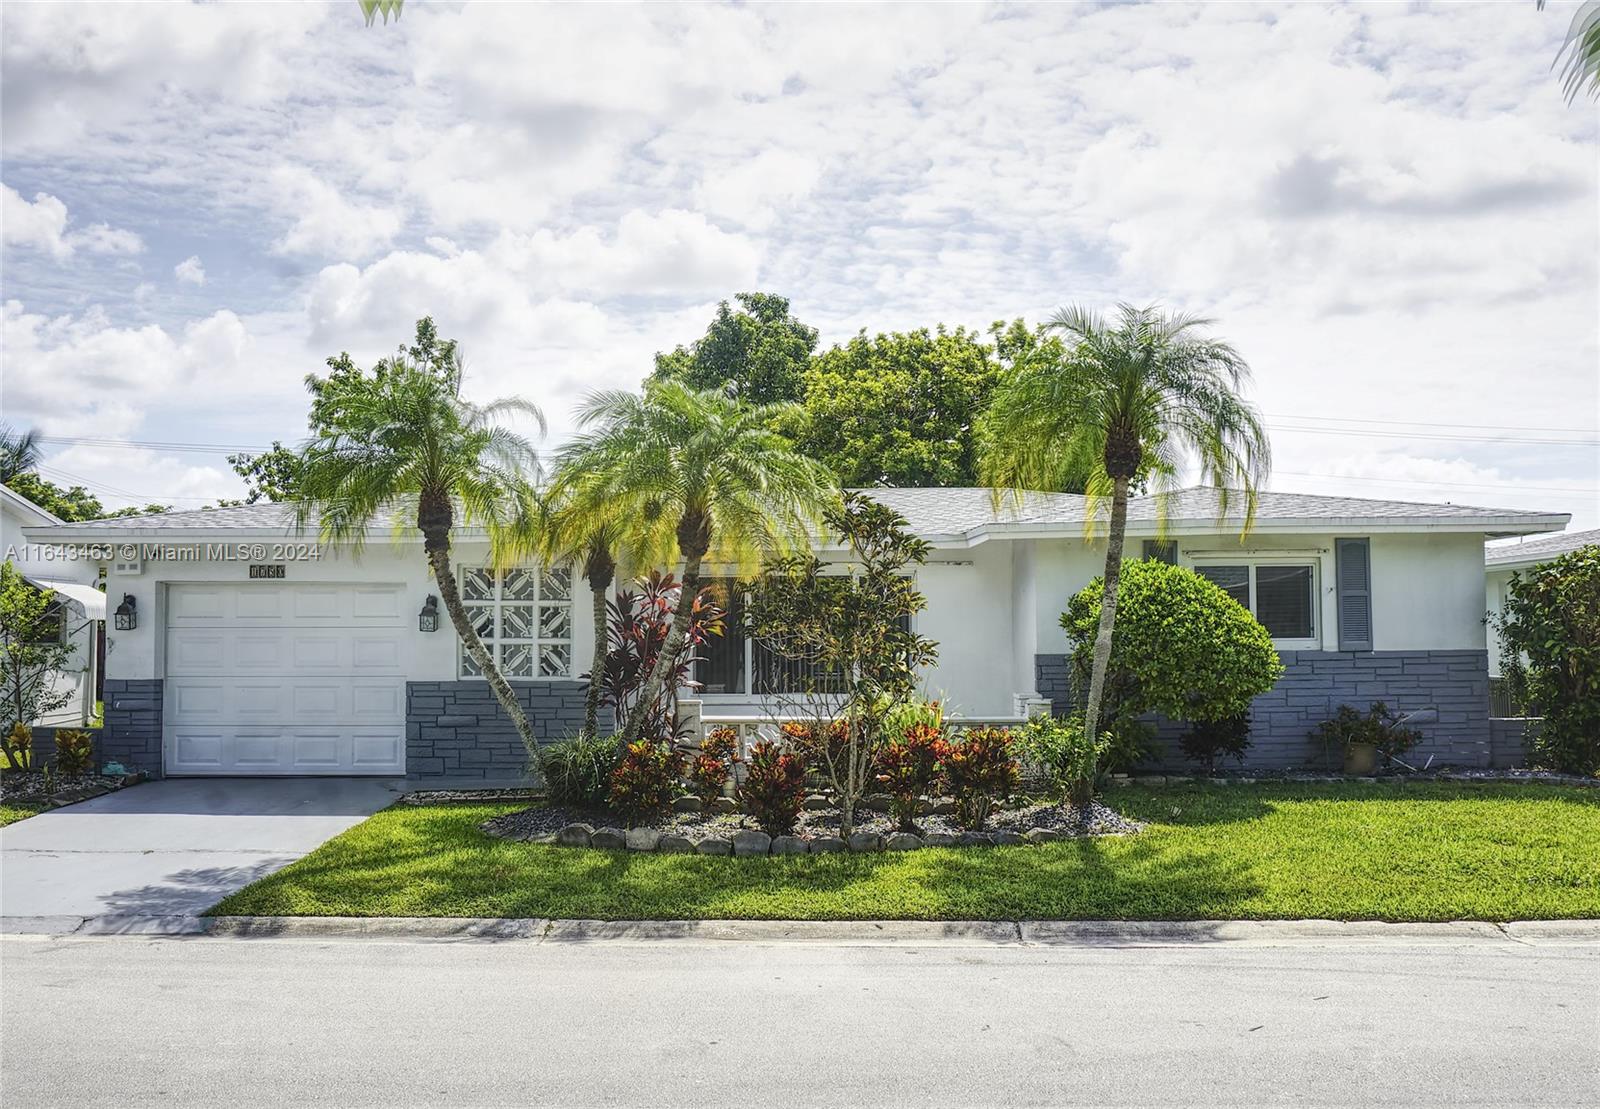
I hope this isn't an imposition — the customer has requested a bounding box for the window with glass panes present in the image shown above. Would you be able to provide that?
[1193,562,1316,641]
[458,566,573,679]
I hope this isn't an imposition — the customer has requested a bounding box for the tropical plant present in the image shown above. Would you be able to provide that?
[54,728,95,776]
[940,726,1020,831]
[556,380,837,745]
[650,292,818,404]
[597,573,725,742]
[1309,702,1422,761]
[1494,543,1600,775]
[227,441,303,504]
[2,722,32,771]
[293,324,545,759]
[686,726,740,809]
[1541,0,1600,103]
[737,739,808,837]
[537,732,621,808]
[745,493,937,837]
[1061,560,1284,727]
[1015,713,1109,803]
[4,471,168,521]
[875,722,944,831]
[1178,714,1253,775]
[0,564,77,751]
[0,425,42,483]
[983,303,1270,790]
[608,739,683,826]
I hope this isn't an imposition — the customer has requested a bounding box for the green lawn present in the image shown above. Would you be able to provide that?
[0,803,42,828]
[208,781,1600,922]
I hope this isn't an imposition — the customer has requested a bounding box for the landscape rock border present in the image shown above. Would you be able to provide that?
[545,820,1089,855]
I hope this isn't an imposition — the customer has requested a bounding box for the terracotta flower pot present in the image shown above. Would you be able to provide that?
[1343,741,1378,776]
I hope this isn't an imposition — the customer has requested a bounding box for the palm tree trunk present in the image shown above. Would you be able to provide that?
[426,543,539,762]
[586,584,608,736]
[621,554,703,744]
[1082,476,1131,769]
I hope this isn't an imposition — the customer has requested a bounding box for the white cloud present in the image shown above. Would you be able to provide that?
[695,150,822,230]
[2,184,145,258]
[174,255,206,285]
[268,165,402,260]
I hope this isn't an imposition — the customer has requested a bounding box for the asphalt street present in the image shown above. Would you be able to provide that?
[2,928,1597,1107]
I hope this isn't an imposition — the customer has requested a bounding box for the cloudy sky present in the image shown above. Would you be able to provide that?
[2,1,1596,528]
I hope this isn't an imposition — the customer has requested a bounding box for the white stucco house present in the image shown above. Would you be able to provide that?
[19,486,1568,779]
[1484,527,1599,678]
[2,485,104,728]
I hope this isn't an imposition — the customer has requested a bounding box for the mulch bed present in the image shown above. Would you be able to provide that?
[0,769,143,814]
[481,797,1142,844]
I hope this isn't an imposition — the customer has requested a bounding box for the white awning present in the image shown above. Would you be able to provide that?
[26,578,107,621]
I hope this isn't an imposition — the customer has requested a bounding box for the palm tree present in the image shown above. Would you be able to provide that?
[1541,0,1600,103]
[294,358,547,759]
[520,481,630,738]
[0,425,42,483]
[980,303,1270,765]
[557,380,838,744]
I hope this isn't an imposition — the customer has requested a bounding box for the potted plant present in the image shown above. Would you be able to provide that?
[1311,702,1423,775]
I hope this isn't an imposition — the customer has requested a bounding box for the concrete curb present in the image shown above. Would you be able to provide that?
[8,915,1595,945]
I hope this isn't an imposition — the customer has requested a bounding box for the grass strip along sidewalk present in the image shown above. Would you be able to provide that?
[210,781,1600,923]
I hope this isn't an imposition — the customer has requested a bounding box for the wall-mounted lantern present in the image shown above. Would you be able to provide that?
[418,595,440,633]
[113,594,137,631]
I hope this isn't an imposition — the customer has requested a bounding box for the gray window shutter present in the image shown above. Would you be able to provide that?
[1335,538,1372,651]
[1142,540,1177,565]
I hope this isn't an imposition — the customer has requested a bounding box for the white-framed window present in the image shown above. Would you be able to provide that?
[1192,561,1318,645]
[458,565,573,679]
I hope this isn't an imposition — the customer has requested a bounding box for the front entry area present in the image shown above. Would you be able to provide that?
[163,583,407,776]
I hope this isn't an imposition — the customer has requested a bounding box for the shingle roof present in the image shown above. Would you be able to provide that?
[24,486,1565,541]
[1485,528,1600,568]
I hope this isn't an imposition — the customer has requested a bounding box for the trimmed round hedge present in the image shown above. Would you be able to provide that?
[1062,558,1284,722]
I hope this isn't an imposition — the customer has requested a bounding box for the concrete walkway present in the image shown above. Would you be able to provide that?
[0,777,403,933]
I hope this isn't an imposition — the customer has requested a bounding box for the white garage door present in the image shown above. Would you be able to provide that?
[164,583,407,776]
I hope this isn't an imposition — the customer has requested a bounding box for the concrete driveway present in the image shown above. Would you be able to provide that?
[0,778,402,933]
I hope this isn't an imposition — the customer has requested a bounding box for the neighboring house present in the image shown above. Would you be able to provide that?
[20,487,1568,779]
[1,485,104,727]
[1484,527,1599,678]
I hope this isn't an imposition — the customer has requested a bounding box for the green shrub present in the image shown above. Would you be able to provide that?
[2,722,31,771]
[738,740,808,837]
[1178,714,1252,774]
[1309,702,1421,759]
[608,740,683,826]
[875,721,944,831]
[1015,713,1107,803]
[686,727,739,809]
[54,729,95,776]
[940,726,1020,830]
[1494,544,1600,776]
[537,733,621,808]
[1062,559,1284,724]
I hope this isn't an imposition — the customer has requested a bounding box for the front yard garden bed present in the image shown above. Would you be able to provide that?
[207,780,1600,922]
[483,796,1140,854]
[0,769,145,827]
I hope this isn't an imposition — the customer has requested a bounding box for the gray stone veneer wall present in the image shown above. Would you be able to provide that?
[101,678,164,778]
[1035,650,1493,771]
[406,680,603,779]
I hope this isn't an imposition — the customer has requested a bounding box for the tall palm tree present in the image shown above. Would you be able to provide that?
[980,303,1270,764]
[294,358,546,759]
[0,425,42,484]
[558,380,838,744]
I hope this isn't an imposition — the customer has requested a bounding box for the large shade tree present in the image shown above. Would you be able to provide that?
[557,380,838,744]
[294,344,546,759]
[650,292,818,405]
[980,303,1270,774]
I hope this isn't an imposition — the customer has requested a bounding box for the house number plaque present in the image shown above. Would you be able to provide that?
[248,564,286,579]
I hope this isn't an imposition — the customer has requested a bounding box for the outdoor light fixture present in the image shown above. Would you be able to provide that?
[113,594,137,631]
[418,595,440,633]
